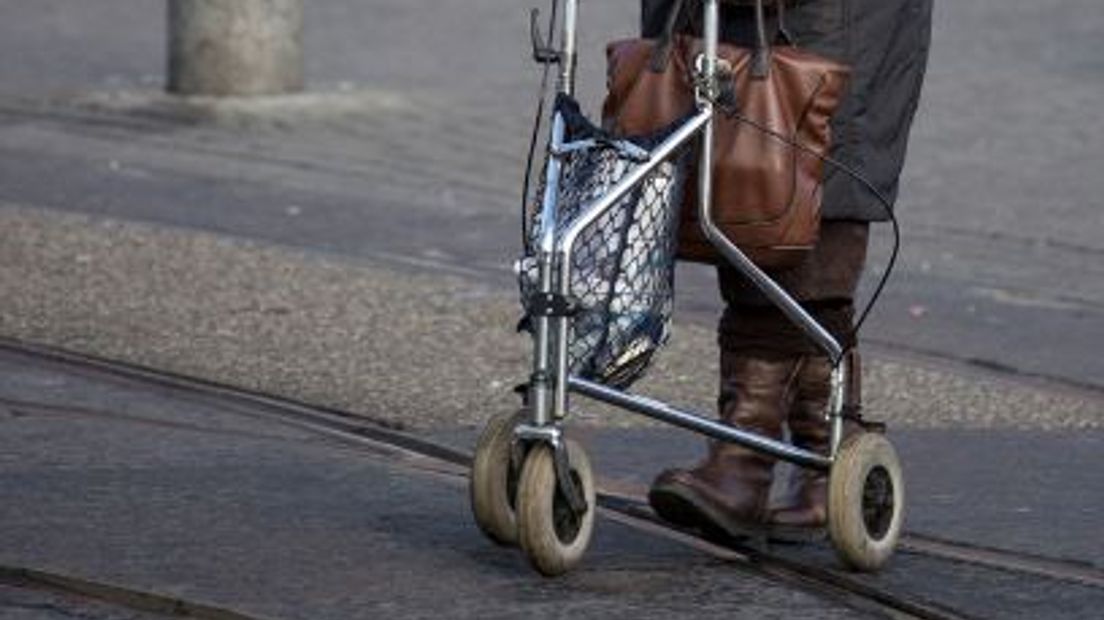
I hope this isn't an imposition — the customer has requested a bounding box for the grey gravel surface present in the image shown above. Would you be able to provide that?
[1,204,1100,431]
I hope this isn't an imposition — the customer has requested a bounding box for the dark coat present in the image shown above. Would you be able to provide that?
[641,0,933,222]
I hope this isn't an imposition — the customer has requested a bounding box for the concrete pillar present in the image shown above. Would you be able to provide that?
[167,0,304,96]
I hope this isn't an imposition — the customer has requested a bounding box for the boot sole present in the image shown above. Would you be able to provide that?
[648,481,767,542]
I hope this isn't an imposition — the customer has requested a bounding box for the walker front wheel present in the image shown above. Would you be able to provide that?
[516,439,596,576]
[828,433,905,572]
[470,409,525,546]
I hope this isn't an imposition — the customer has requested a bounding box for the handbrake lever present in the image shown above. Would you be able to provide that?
[530,8,562,65]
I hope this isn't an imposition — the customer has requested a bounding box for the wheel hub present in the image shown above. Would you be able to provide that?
[552,471,585,544]
[861,465,895,541]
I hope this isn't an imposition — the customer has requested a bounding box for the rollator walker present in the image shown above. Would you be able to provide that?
[470,0,904,577]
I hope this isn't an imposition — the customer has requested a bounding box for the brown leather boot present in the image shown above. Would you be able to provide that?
[648,352,800,540]
[769,351,862,542]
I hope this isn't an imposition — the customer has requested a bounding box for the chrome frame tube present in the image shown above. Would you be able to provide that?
[702,0,720,99]
[548,98,709,419]
[530,113,568,426]
[570,377,832,470]
[828,363,846,457]
[538,114,566,256]
[695,0,843,366]
[555,109,712,292]
[552,312,570,419]
[549,110,709,420]
[545,0,578,418]
[559,0,579,96]
[530,257,554,426]
[524,0,845,470]
[697,223,845,365]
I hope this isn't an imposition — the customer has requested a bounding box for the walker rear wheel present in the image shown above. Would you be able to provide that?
[470,409,525,546]
[516,439,596,576]
[828,432,905,572]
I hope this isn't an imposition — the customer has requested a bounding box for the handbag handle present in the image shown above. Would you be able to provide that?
[649,0,781,78]
[648,0,686,72]
[750,0,771,78]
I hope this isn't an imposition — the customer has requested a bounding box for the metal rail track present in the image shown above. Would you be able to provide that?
[3,337,1101,620]
[0,566,268,620]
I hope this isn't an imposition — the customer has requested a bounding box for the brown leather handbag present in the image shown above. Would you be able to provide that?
[603,0,850,267]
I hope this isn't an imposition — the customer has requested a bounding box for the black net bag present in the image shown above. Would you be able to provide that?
[519,95,688,389]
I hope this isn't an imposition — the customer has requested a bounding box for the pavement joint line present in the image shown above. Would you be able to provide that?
[0,396,316,445]
[900,534,1104,590]
[7,337,1096,620]
[863,336,1104,398]
[0,565,269,620]
[595,495,748,562]
[0,339,478,483]
[601,491,1104,592]
[0,336,474,465]
[363,248,496,279]
[595,498,973,620]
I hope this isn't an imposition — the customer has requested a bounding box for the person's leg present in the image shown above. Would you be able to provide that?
[648,350,799,539]
[648,221,869,538]
[769,348,863,542]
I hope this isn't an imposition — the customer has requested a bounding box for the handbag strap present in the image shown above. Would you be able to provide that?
[648,0,786,79]
[750,0,771,79]
[651,0,774,77]
[649,0,687,73]
[775,0,795,46]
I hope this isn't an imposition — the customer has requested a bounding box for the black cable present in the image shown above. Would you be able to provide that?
[722,109,901,349]
[520,0,560,249]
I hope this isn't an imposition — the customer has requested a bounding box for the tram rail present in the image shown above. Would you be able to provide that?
[2,337,1100,620]
[0,565,266,620]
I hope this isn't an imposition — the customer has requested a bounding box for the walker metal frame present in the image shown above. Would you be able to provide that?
[517,0,848,486]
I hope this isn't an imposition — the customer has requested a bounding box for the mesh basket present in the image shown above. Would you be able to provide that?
[519,96,688,389]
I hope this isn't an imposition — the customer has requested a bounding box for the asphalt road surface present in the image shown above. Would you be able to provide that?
[1,342,1101,620]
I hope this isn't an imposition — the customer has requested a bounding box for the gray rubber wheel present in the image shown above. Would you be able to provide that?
[469,409,525,546]
[828,432,905,572]
[516,439,596,577]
